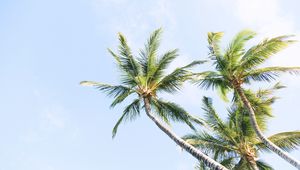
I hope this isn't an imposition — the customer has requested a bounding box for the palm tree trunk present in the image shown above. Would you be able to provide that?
[245,156,259,170]
[143,97,228,170]
[235,87,300,169]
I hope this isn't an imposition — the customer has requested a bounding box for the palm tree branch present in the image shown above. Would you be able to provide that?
[80,81,133,98]
[152,98,196,130]
[240,35,296,70]
[156,60,205,93]
[243,66,300,82]
[112,98,141,138]
[256,131,300,152]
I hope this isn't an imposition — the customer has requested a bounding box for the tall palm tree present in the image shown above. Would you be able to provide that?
[80,29,228,170]
[196,30,300,168]
[184,84,300,170]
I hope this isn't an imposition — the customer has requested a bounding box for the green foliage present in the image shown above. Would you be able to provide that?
[197,30,300,96]
[81,28,204,138]
[184,86,300,170]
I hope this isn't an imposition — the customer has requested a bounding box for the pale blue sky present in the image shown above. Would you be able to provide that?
[0,0,300,169]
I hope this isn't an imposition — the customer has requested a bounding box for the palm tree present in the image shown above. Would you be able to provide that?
[184,84,300,170]
[196,30,300,168]
[80,29,228,170]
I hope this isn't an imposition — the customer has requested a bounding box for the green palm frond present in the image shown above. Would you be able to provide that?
[184,132,235,154]
[196,71,228,90]
[208,32,224,58]
[224,30,256,64]
[152,98,196,130]
[139,28,162,76]
[244,66,300,83]
[256,82,285,98]
[117,32,141,77]
[110,90,135,108]
[240,35,295,70]
[202,97,239,144]
[107,48,121,64]
[80,81,133,98]
[156,60,205,93]
[256,160,274,170]
[201,97,226,129]
[256,131,300,152]
[219,157,236,169]
[150,49,178,82]
[112,98,141,138]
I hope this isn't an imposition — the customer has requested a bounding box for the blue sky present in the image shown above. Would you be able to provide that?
[0,0,300,169]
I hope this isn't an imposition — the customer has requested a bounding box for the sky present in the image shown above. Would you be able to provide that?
[0,0,300,169]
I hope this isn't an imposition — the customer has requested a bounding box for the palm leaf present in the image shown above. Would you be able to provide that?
[207,32,224,58]
[152,98,196,130]
[224,30,256,64]
[256,131,300,152]
[183,132,235,154]
[117,32,141,77]
[149,49,178,83]
[244,66,300,82]
[156,60,205,93]
[240,35,296,70]
[112,98,141,138]
[256,160,274,170]
[139,28,162,76]
[196,71,228,90]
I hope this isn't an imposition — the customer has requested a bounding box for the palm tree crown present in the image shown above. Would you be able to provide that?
[184,84,300,170]
[196,30,300,168]
[81,28,203,137]
[81,28,229,170]
[200,30,299,95]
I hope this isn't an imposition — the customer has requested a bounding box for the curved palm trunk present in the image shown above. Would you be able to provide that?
[244,156,259,170]
[235,87,300,169]
[143,97,228,170]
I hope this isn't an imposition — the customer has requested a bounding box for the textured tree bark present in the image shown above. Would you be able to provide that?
[235,87,300,169]
[244,155,259,170]
[143,97,228,170]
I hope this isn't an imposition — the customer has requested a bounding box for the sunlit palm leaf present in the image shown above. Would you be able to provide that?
[150,49,178,82]
[256,131,300,152]
[240,35,296,71]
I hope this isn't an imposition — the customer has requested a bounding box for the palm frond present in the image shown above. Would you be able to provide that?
[110,90,135,108]
[240,35,296,70]
[219,157,236,169]
[156,60,205,93]
[256,131,300,152]
[80,81,132,97]
[149,49,178,82]
[196,71,228,90]
[107,48,121,64]
[117,32,141,77]
[202,97,238,142]
[183,132,235,153]
[244,66,300,83]
[224,30,256,64]
[207,32,224,58]
[139,28,162,76]
[201,97,227,130]
[112,98,141,138]
[152,98,196,130]
[256,160,274,170]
